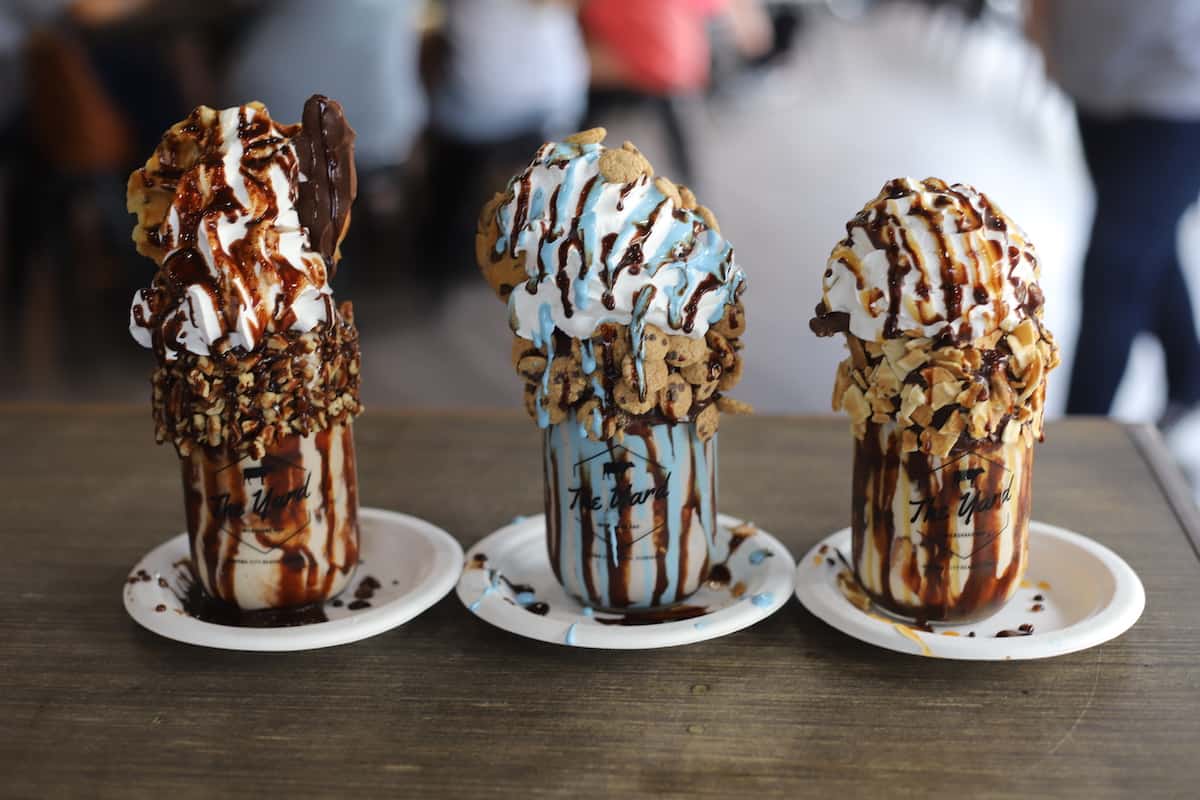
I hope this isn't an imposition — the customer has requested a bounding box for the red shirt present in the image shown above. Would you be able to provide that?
[581,0,727,94]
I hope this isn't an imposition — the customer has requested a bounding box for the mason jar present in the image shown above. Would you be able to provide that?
[851,421,1034,622]
[543,414,718,610]
[180,423,359,610]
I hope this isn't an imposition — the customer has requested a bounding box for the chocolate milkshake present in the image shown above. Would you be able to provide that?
[128,96,362,611]
[476,129,750,610]
[812,178,1060,622]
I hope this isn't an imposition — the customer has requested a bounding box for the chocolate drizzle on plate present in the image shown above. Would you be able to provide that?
[593,605,708,625]
[996,623,1035,638]
[171,560,329,628]
[347,575,381,611]
[157,559,394,629]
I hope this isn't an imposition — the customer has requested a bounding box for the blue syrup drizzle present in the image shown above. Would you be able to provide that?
[469,571,502,612]
[579,339,596,374]
[510,514,528,525]
[528,186,546,225]
[548,412,712,610]
[532,303,556,428]
[751,592,773,608]
[565,623,578,645]
[515,591,536,606]
[494,140,745,428]
[590,376,607,415]
[628,286,657,398]
[581,606,594,617]
[748,549,772,565]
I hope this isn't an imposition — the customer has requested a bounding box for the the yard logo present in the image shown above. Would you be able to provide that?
[208,453,312,553]
[566,442,671,563]
[909,452,1014,573]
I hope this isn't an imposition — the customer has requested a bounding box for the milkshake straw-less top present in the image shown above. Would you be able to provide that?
[477,130,750,439]
[814,177,1043,344]
[495,139,745,344]
[128,97,355,361]
[128,96,362,459]
[812,177,1060,456]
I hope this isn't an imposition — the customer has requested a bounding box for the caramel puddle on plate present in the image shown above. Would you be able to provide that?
[892,623,934,657]
[835,566,936,657]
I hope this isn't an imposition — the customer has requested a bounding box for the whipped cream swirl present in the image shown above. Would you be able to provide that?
[495,141,744,344]
[819,177,1043,343]
[129,104,332,360]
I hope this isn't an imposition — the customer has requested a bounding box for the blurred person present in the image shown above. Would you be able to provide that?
[6,0,159,302]
[226,0,427,175]
[425,0,588,281]
[582,0,770,95]
[1030,0,1200,422]
[580,0,770,184]
[226,0,428,279]
[431,0,587,146]
[1,0,73,296]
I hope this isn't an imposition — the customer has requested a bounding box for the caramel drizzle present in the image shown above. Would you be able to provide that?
[827,179,1041,342]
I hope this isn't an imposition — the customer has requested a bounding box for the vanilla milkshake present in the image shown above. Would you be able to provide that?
[128,96,362,610]
[812,178,1060,622]
[477,129,750,610]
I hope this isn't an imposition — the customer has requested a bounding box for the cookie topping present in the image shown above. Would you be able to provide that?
[479,131,750,440]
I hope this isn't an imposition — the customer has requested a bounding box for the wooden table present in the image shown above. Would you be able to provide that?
[2,409,1198,799]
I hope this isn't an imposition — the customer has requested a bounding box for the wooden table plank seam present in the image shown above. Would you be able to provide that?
[1126,423,1200,563]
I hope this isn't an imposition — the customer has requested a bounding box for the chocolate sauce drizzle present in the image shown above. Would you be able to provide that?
[851,421,1033,622]
[812,177,1042,345]
[133,96,357,362]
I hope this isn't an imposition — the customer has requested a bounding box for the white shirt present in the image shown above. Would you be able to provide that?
[433,0,589,142]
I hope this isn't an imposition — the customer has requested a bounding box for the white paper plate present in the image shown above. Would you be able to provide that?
[794,521,1145,660]
[124,508,463,652]
[457,513,795,649]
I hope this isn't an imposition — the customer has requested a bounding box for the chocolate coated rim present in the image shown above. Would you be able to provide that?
[123,508,464,652]
[794,521,1146,660]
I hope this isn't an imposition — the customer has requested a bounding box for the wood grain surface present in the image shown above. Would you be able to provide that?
[1,409,1197,799]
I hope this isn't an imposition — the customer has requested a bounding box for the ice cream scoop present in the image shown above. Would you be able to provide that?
[128,95,356,361]
[477,129,748,439]
[490,139,743,342]
[813,177,1043,344]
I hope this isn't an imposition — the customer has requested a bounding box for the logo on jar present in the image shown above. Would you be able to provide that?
[208,453,313,551]
[567,445,671,515]
[910,452,1014,571]
[568,444,671,562]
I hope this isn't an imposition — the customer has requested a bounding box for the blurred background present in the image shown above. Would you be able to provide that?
[1,0,1198,498]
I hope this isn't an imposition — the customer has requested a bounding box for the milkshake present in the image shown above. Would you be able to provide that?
[128,96,362,610]
[476,129,750,610]
[812,178,1060,622]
